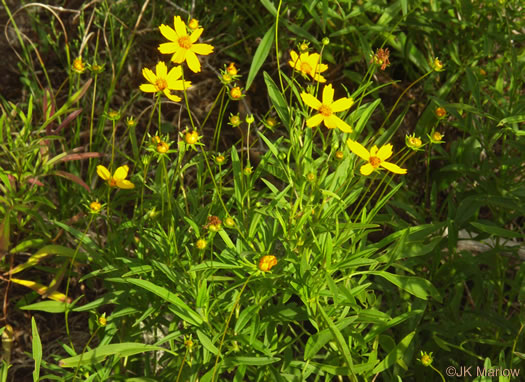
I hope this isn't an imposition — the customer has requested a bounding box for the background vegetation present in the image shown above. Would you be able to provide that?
[1,0,524,381]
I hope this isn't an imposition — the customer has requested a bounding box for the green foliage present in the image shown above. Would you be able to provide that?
[1,0,523,381]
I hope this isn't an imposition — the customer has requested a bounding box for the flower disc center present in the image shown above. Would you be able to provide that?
[178,36,192,49]
[319,104,332,117]
[369,156,381,168]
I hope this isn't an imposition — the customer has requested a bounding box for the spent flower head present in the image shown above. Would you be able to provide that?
[371,48,391,71]
[158,16,214,73]
[265,117,277,129]
[97,165,135,189]
[215,154,225,164]
[196,239,207,250]
[347,139,407,176]
[126,116,137,128]
[72,57,86,74]
[89,62,105,74]
[89,201,102,213]
[245,114,255,124]
[289,50,328,83]
[434,107,447,119]
[298,41,310,53]
[156,141,170,153]
[229,113,241,127]
[185,130,199,145]
[432,57,445,72]
[429,131,445,144]
[301,84,354,132]
[405,134,424,151]
[418,351,434,367]
[230,86,243,100]
[188,18,199,30]
[140,62,191,102]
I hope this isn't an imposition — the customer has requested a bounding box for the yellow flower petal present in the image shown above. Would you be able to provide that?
[96,165,111,181]
[159,24,177,42]
[192,43,214,55]
[306,113,324,128]
[346,139,370,161]
[380,161,407,174]
[331,97,354,113]
[323,115,337,129]
[113,165,129,181]
[332,115,353,133]
[322,84,334,105]
[173,15,187,37]
[289,50,299,68]
[377,143,393,161]
[190,28,204,43]
[185,50,201,73]
[171,47,187,64]
[142,67,157,84]
[360,163,375,176]
[164,90,182,102]
[158,42,178,54]
[156,61,168,78]
[167,65,182,81]
[301,92,322,110]
[370,146,379,156]
[140,84,157,93]
[116,179,135,189]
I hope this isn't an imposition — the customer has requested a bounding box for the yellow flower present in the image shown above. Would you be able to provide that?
[230,86,243,100]
[158,16,214,73]
[227,62,238,76]
[245,114,255,124]
[215,154,225,164]
[188,18,199,30]
[229,114,241,127]
[432,58,444,72]
[89,201,102,213]
[196,239,207,250]
[298,41,310,53]
[335,150,344,160]
[185,130,199,145]
[301,84,354,133]
[98,315,107,327]
[434,107,446,118]
[418,351,433,367]
[72,57,85,74]
[289,50,327,82]
[346,139,407,176]
[157,141,170,153]
[258,255,277,272]
[265,117,277,128]
[126,116,137,128]
[96,165,135,189]
[429,131,445,144]
[140,62,191,102]
[405,134,423,151]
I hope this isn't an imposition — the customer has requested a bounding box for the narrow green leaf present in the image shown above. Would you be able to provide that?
[372,331,415,374]
[264,72,290,128]
[124,278,203,326]
[196,330,218,355]
[498,115,525,126]
[59,343,171,367]
[372,271,442,302]
[246,26,275,90]
[470,222,523,239]
[22,301,66,313]
[31,317,42,382]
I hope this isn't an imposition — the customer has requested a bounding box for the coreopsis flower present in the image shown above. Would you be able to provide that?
[227,62,238,76]
[126,116,137,128]
[229,114,241,127]
[371,48,390,71]
[258,255,277,272]
[97,165,135,189]
[204,215,222,231]
[245,114,255,124]
[215,154,225,164]
[89,62,104,74]
[432,58,444,72]
[335,150,344,160]
[107,109,121,121]
[434,107,446,118]
[224,216,235,227]
[185,130,199,145]
[300,84,354,133]
[265,117,277,129]
[188,18,199,30]
[298,41,310,53]
[97,314,107,327]
[405,134,423,151]
[158,15,214,73]
[140,62,191,102]
[418,351,433,367]
[89,201,102,213]
[346,139,407,176]
[289,50,327,82]
[196,239,207,250]
[156,141,170,153]
[72,57,86,74]
[230,86,243,100]
[429,131,445,144]
[243,166,253,175]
